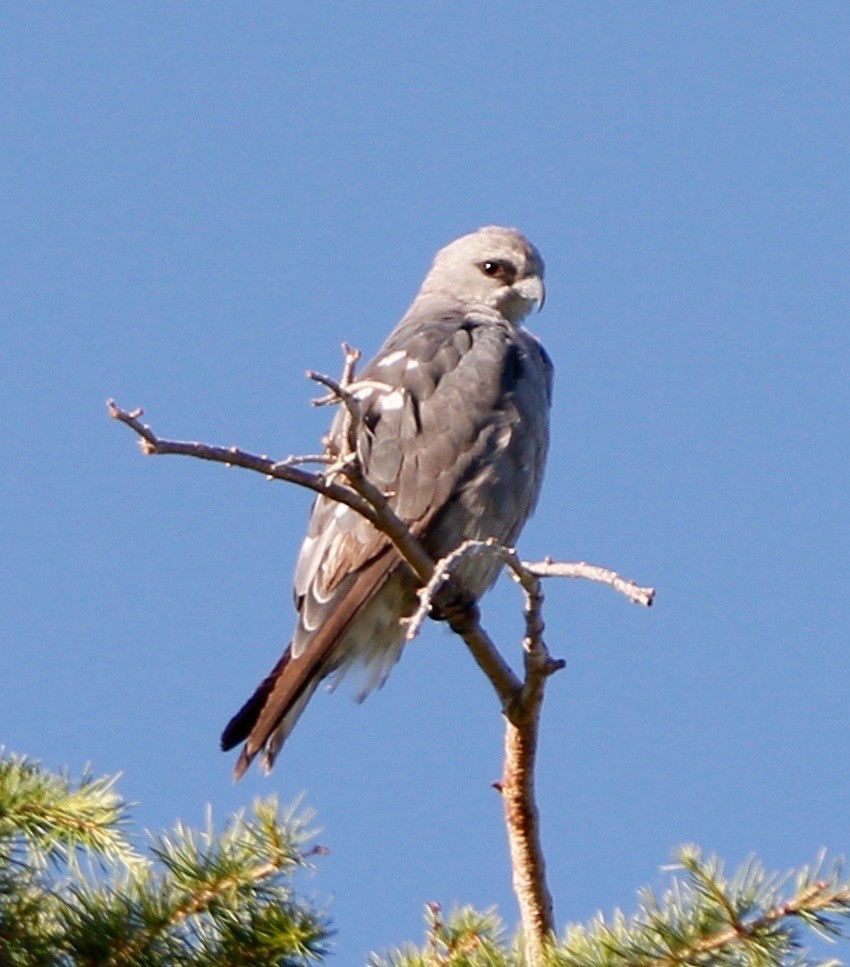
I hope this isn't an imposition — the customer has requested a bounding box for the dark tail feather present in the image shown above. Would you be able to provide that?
[220,648,291,752]
[221,551,397,779]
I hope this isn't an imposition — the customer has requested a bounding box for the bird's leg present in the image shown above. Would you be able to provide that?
[426,574,478,625]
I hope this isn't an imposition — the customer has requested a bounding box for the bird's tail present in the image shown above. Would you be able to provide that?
[221,549,402,779]
[220,645,321,779]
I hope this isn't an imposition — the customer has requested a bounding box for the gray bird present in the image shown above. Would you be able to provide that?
[222,226,553,778]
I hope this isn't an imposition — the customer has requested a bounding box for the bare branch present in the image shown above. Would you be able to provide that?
[271,454,333,469]
[306,369,360,413]
[410,543,652,642]
[527,559,655,607]
[503,711,555,963]
[307,344,364,461]
[436,598,523,710]
[106,400,378,526]
[306,369,363,459]
[498,550,558,960]
[309,343,361,405]
[406,542,485,641]
[340,342,362,386]
[409,539,559,955]
[108,346,655,967]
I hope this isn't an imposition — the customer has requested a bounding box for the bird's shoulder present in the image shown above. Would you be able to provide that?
[356,301,548,403]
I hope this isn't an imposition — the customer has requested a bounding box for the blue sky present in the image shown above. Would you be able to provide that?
[2,3,849,961]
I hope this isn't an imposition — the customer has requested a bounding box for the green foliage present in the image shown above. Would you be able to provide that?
[3,753,848,966]
[0,753,330,966]
[370,903,517,967]
[372,847,850,967]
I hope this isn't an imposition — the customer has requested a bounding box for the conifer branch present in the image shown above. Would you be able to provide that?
[0,753,140,873]
[4,760,848,964]
[0,755,330,965]
[373,848,850,966]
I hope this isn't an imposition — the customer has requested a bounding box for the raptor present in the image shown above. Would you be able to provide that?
[222,226,553,778]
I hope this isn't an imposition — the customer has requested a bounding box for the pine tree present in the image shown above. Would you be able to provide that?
[3,752,848,966]
[0,752,330,966]
[373,848,850,967]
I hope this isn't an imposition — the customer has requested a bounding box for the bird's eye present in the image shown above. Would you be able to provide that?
[480,260,517,284]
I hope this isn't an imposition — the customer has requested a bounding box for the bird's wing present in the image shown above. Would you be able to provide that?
[222,308,544,775]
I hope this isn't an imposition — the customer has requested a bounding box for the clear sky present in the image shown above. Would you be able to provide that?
[2,3,849,962]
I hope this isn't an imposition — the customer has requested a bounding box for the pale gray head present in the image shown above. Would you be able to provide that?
[418,226,546,324]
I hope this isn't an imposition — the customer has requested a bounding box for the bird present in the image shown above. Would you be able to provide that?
[221,226,553,778]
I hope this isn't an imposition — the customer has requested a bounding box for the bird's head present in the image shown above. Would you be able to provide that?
[419,226,546,325]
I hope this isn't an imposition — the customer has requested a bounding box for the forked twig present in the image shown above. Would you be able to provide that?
[106,400,378,525]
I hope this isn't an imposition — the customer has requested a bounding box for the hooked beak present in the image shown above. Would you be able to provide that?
[516,274,545,312]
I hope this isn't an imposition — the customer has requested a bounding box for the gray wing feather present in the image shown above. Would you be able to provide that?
[292,308,552,662]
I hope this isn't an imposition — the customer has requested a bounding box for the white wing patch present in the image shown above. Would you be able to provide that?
[350,379,393,399]
[378,349,407,367]
[380,389,405,411]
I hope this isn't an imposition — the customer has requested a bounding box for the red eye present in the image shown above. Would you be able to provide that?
[480,260,517,283]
